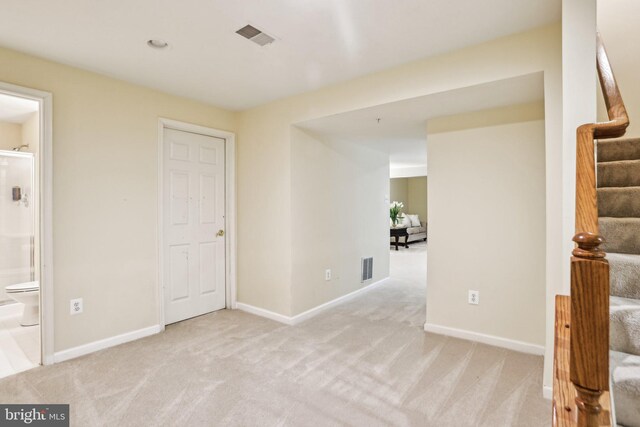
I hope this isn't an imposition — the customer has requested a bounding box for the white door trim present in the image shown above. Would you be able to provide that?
[0,81,54,365]
[157,118,236,330]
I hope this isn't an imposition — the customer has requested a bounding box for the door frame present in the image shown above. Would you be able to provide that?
[0,81,54,365]
[157,118,237,329]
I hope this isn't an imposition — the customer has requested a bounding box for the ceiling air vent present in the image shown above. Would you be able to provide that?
[236,25,275,47]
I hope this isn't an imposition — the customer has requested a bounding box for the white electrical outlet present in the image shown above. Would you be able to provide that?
[468,290,480,305]
[70,298,83,315]
[325,269,331,281]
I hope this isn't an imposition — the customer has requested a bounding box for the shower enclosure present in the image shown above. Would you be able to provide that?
[0,150,35,304]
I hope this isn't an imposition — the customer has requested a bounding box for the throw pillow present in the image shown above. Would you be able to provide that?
[408,214,421,227]
[399,214,411,228]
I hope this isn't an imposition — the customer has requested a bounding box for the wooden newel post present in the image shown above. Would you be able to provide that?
[570,232,610,427]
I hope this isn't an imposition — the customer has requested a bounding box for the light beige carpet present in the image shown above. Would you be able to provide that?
[0,243,549,426]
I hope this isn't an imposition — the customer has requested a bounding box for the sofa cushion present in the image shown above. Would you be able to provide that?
[407,226,426,235]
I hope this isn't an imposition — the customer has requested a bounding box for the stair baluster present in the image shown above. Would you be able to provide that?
[570,233,610,427]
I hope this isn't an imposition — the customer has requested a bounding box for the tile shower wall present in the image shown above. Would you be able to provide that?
[0,153,34,303]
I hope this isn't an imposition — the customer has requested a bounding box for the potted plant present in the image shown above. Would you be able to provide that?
[390,201,405,228]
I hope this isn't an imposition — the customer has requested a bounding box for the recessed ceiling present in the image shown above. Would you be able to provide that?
[0,93,39,123]
[297,73,544,170]
[0,0,560,110]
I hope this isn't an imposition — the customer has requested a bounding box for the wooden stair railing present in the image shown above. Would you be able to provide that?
[553,34,629,427]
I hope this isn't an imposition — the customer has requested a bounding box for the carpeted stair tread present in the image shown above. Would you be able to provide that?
[610,351,640,426]
[600,217,640,255]
[610,296,640,356]
[598,187,640,218]
[609,253,640,300]
[598,160,640,188]
[598,138,640,162]
[599,140,640,426]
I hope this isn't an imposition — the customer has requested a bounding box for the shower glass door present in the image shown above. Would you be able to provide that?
[0,150,35,304]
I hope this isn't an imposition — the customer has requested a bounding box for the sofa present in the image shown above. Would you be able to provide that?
[390,214,427,245]
[405,222,427,243]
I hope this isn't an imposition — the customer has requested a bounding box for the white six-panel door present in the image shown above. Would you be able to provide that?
[163,128,226,324]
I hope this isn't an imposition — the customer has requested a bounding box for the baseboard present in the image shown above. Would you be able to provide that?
[53,325,161,363]
[542,385,552,400]
[237,277,390,326]
[291,277,389,324]
[235,303,294,325]
[423,322,545,355]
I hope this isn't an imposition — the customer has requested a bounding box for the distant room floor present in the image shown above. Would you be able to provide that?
[390,239,428,284]
[0,245,548,425]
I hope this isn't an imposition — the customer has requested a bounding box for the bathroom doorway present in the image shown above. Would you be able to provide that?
[0,94,40,377]
[0,83,52,376]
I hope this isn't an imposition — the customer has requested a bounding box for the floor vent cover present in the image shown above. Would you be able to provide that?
[361,257,373,282]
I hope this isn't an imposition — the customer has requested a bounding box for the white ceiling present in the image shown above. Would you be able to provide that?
[297,73,544,170]
[0,0,560,110]
[0,93,39,123]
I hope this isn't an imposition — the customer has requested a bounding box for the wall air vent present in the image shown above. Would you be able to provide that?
[236,25,275,47]
[361,257,373,282]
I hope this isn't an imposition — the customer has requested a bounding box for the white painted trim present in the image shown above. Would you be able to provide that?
[291,277,389,324]
[390,165,428,178]
[0,82,54,365]
[53,325,161,363]
[423,322,545,356]
[225,134,237,310]
[237,277,390,325]
[157,118,237,329]
[157,120,165,332]
[542,385,552,400]
[236,303,294,325]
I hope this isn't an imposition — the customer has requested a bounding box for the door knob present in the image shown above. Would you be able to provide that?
[216,229,225,237]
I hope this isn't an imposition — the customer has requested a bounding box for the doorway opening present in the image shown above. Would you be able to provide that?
[0,84,52,376]
[389,175,428,284]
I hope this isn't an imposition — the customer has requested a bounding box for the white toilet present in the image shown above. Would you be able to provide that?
[5,281,39,326]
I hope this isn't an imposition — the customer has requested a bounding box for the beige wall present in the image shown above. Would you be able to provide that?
[0,112,39,154]
[0,122,22,151]
[0,45,236,352]
[407,177,428,223]
[237,26,563,341]
[390,178,408,207]
[598,0,640,137]
[426,120,546,346]
[236,105,293,315]
[428,101,545,134]
[291,128,390,315]
[21,112,39,153]
[390,177,427,223]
